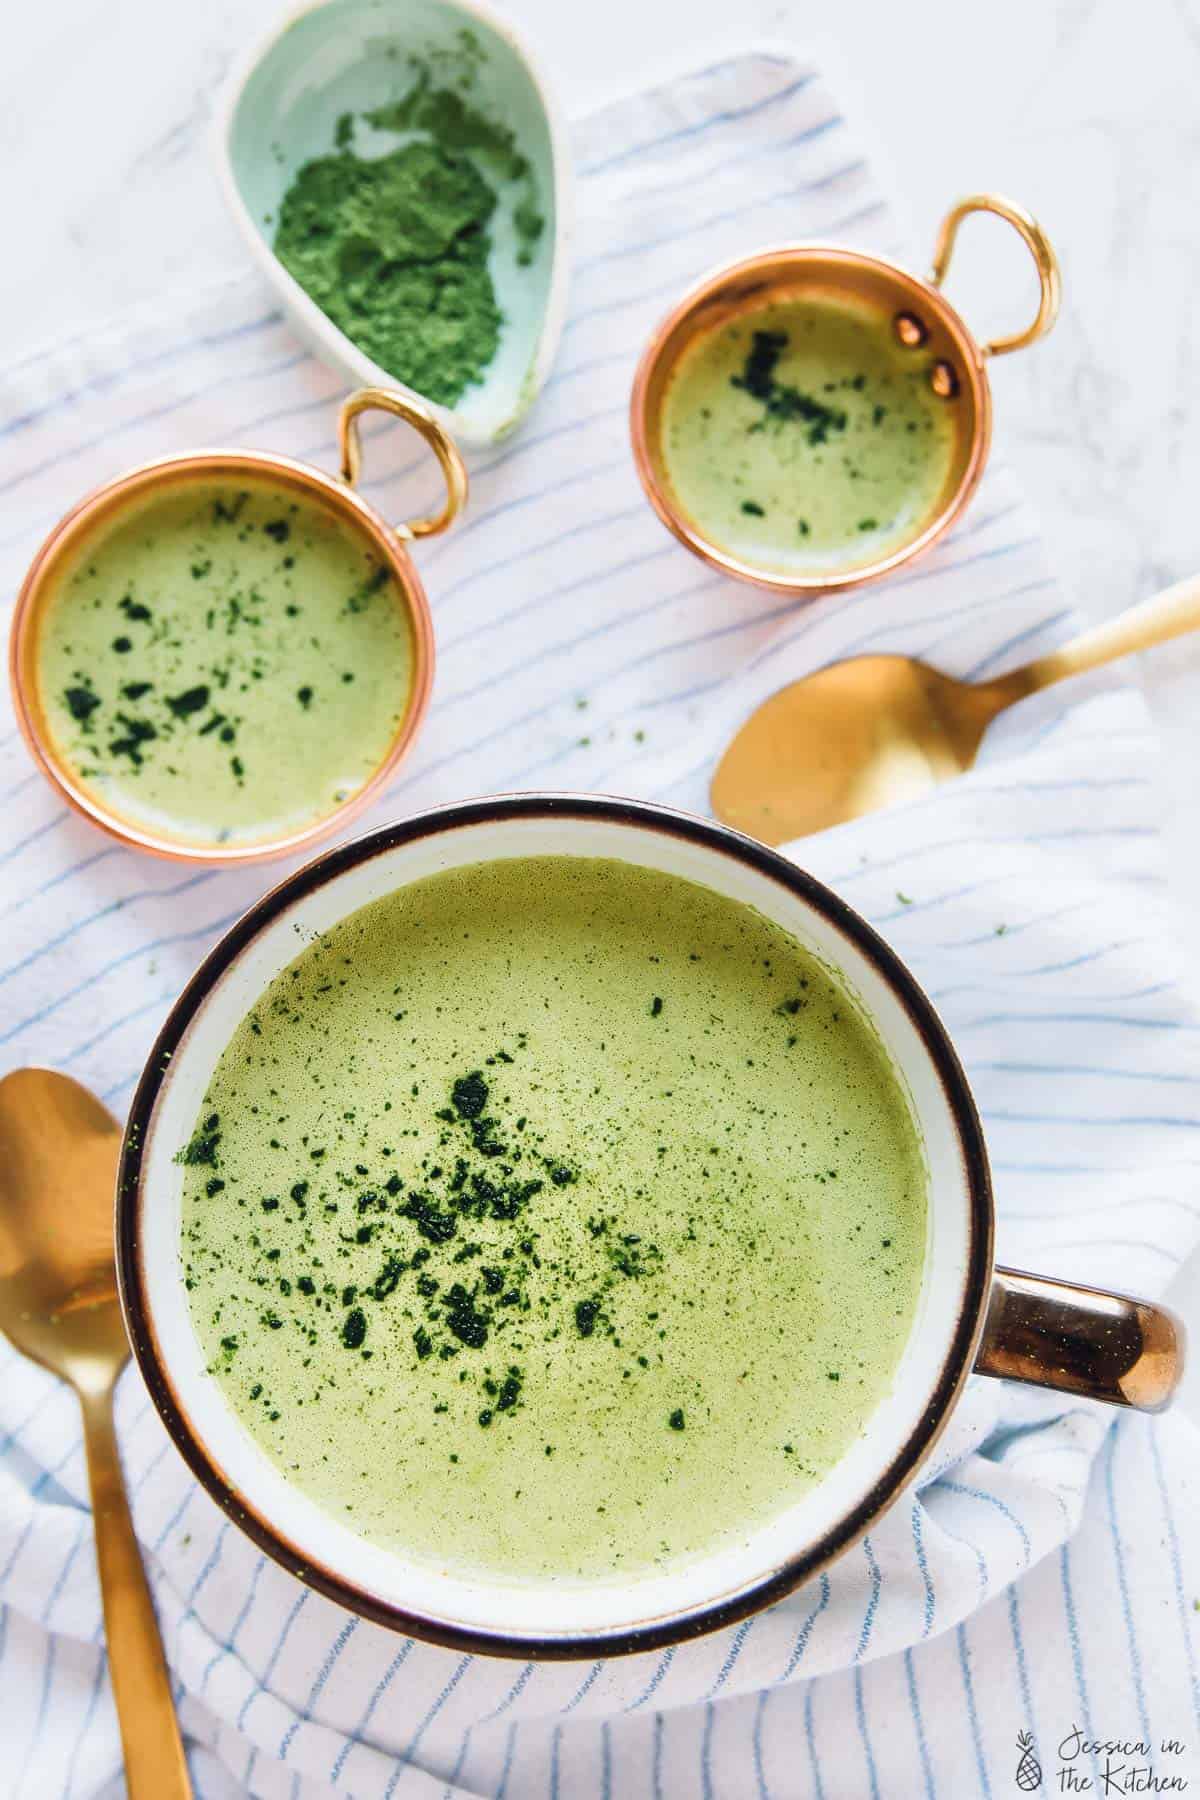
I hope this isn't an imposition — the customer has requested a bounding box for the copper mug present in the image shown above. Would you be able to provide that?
[630,194,1061,598]
[117,794,1181,1659]
[9,388,466,866]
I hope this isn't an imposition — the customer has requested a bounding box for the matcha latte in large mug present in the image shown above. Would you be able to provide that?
[117,795,1183,1658]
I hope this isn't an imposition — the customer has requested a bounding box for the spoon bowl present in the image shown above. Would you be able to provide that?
[711,654,1006,844]
[713,571,1200,844]
[0,1070,191,1799]
[0,1069,128,1383]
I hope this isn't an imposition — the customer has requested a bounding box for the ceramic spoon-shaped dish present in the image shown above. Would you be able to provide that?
[216,0,572,446]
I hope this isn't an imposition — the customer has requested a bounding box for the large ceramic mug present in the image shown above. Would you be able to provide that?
[117,794,1183,1659]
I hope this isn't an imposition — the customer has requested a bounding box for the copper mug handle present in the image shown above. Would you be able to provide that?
[338,386,469,542]
[929,193,1062,358]
[975,1266,1184,1412]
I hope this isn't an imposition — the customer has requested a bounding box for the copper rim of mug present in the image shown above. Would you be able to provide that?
[116,791,995,1658]
[629,193,1061,599]
[7,387,466,867]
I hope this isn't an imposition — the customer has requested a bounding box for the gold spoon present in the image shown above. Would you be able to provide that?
[712,572,1200,845]
[0,1069,191,1799]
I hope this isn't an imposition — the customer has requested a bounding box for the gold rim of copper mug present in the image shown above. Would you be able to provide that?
[8,387,467,867]
[630,193,1061,599]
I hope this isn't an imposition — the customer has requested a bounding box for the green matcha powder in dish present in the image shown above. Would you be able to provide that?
[272,66,545,408]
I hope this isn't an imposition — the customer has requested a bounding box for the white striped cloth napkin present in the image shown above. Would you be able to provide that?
[1,50,1198,1800]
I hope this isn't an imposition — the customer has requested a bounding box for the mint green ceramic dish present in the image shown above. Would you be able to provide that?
[215,0,572,446]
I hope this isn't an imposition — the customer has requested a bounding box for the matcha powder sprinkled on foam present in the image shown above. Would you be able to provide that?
[272,63,544,407]
[177,857,928,1585]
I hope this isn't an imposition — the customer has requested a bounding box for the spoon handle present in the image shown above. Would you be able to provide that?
[1005,570,1200,697]
[80,1382,192,1799]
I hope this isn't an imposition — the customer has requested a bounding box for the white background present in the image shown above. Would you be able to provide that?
[5,0,1200,1361]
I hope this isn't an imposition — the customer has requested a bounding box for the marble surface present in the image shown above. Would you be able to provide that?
[5,0,1200,1347]
[7,0,1200,942]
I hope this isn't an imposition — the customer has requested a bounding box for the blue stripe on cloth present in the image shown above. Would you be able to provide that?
[573,153,868,274]
[577,69,816,175]
[706,1616,756,1697]
[549,1723,564,1800]
[977,1060,1200,1087]
[184,1521,230,1612]
[748,1572,833,1795]
[483,1661,535,1722]
[61,985,180,1066]
[279,1616,360,1761]
[0,1429,91,1590]
[0,847,117,921]
[804,1680,827,1800]
[957,1622,993,1800]
[435,502,648,631]
[855,1539,883,1661]
[1146,1418,1200,1733]
[0,905,246,1047]
[0,768,44,804]
[0,812,68,868]
[18,1632,57,1793]
[911,1503,936,1638]
[63,1648,108,1800]
[1060,1540,1102,1789]
[624,1646,675,1712]
[0,345,308,504]
[384,1654,471,1794]
[236,1588,310,1730]
[199,1555,269,1693]
[0,1387,72,1461]
[563,1659,605,1712]
[495,1721,519,1799]
[0,868,216,989]
[0,307,281,444]
[624,113,847,208]
[752,1687,770,1800]
[700,1701,716,1800]
[442,1727,473,1800]
[330,1639,416,1783]
[938,1481,1031,1566]
[904,1648,937,1799]
[774,1574,832,1686]
[853,1665,881,1800]
[925,1500,989,1597]
[1103,1428,1152,1748]
[40,1514,87,1627]
[965,607,1075,679]
[559,198,888,338]
[151,1481,197,1555]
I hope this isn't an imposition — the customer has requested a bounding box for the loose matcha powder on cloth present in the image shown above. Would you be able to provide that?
[273,70,544,407]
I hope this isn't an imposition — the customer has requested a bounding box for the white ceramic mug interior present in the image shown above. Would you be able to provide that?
[118,794,992,1657]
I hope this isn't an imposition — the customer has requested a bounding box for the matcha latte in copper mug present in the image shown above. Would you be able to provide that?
[9,389,466,865]
[631,194,1061,597]
[116,795,1182,1659]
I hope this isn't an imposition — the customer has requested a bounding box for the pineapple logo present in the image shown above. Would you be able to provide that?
[1015,1731,1042,1791]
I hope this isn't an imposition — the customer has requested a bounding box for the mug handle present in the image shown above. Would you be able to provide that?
[929,194,1062,358]
[975,1265,1184,1412]
[338,387,469,542]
